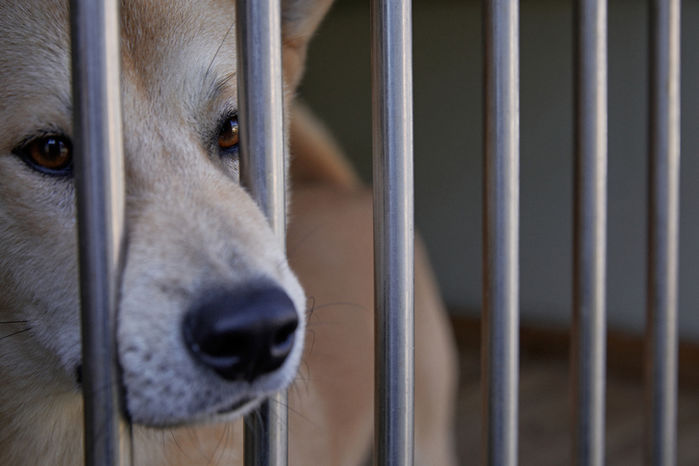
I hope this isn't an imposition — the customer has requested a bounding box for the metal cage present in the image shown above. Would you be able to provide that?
[70,0,681,464]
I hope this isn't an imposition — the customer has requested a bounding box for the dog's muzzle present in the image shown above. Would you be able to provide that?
[182,284,298,383]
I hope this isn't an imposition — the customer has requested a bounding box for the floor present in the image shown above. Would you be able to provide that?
[453,334,699,465]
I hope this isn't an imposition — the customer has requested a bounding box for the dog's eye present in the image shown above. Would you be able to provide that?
[218,116,239,152]
[17,135,73,175]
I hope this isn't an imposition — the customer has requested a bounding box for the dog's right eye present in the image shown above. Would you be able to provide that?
[15,135,73,176]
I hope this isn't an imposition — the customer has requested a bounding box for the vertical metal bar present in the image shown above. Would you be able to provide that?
[482,0,519,465]
[645,0,681,463]
[236,0,287,465]
[371,0,415,464]
[70,0,130,465]
[572,0,607,464]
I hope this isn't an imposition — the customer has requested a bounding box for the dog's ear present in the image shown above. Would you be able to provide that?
[281,0,334,90]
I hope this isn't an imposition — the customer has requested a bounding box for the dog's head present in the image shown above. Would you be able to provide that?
[0,0,332,427]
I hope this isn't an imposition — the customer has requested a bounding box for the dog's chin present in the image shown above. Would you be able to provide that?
[73,364,260,425]
[125,355,303,428]
[192,394,264,425]
[215,396,257,416]
[134,395,264,429]
[212,395,263,422]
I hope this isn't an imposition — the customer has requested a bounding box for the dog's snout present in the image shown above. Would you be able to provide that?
[183,286,298,382]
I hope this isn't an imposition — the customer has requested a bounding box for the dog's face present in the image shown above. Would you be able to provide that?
[0,0,331,427]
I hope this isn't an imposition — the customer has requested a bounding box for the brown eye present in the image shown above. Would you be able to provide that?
[217,117,239,151]
[24,136,73,173]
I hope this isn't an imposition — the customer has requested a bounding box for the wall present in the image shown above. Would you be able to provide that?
[298,0,699,339]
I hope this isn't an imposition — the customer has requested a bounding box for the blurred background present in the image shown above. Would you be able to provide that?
[297,0,698,464]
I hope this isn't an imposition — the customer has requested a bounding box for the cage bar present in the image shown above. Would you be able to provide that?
[645,0,681,464]
[482,1,520,465]
[370,0,415,464]
[572,0,608,464]
[235,0,288,465]
[70,0,130,465]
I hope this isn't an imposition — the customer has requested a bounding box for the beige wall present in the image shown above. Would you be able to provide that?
[298,0,699,339]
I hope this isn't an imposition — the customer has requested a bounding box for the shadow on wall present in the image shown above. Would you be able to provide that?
[298,0,699,340]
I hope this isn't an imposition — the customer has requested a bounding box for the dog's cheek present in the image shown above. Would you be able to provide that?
[26,241,83,375]
[0,178,82,376]
[118,325,195,422]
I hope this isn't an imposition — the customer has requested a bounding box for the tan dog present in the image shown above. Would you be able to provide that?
[0,1,457,464]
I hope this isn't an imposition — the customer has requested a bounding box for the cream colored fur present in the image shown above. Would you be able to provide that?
[0,0,457,464]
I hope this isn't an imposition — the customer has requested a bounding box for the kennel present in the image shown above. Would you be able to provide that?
[70,0,681,465]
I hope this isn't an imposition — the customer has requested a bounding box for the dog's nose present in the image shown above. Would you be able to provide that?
[183,285,298,382]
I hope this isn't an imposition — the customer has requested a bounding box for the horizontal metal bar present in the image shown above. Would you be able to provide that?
[572,0,608,464]
[482,0,520,465]
[69,0,130,465]
[371,0,415,464]
[645,0,681,464]
[236,0,288,464]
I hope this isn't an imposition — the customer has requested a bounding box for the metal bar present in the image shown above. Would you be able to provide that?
[572,0,608,464]
[235,0,288,464]
[482,0,519,465]
[645,0,681,463]
[371,0,415,464]
[70,0,130,465]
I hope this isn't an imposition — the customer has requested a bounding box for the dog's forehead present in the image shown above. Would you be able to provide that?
[0,0,72,148]
[0,0,237,144]
[119,0,238,107]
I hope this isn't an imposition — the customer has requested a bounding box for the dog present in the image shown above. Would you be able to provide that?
[0,0,457,464]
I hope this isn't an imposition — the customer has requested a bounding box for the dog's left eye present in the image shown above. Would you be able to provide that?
[217,116,239,153]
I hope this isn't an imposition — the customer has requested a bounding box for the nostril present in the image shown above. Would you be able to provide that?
[183,284,299,382]
[271,321,297,356]
[196,328,250,360]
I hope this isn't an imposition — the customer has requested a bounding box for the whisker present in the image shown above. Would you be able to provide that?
[305,296,316,319]
[266,394,317,428]
[242,407,264,436]
[304,328,317,356]
[286,223,326,260]
[309,301,368,313]
[170,430,186,456]
[205,20,235,81]
[0,327,31,341]
[0,320,29,324]
[211,422,229,464]
[289,373,311,397]
[187,425,210,461]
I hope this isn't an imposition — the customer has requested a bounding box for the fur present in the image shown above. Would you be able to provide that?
[0,0,457,464]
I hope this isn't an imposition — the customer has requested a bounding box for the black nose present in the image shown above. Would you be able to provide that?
[183,285,298,382]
